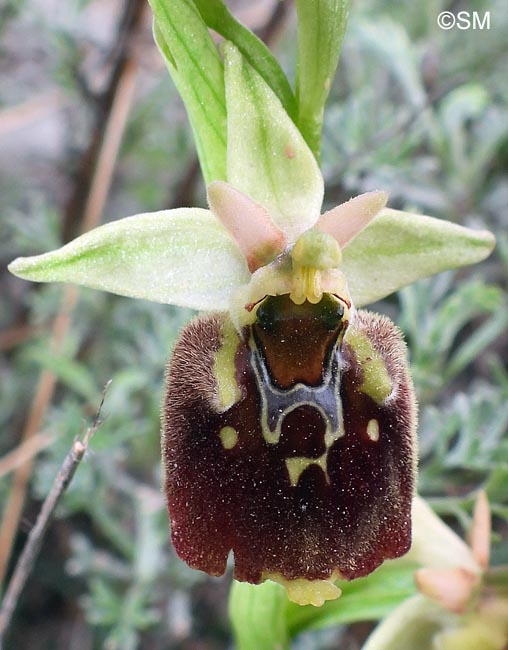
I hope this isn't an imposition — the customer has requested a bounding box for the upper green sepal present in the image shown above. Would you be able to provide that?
[343,209,496,307]
[8,209,249,311]
[224,42,324,241]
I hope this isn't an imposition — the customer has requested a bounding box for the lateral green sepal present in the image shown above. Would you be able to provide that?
[9,209,249,311]
[343,209,496,307]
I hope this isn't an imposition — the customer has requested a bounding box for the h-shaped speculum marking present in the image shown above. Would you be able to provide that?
[249,337,346,449]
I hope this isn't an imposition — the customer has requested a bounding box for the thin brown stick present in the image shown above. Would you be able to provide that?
[0,383,110,645]
[0,6,145,588]
[0,324,42,351]
[0,433,53,480]
[0,90,66,137]
[62,0,147,242]
[80,56,139,234]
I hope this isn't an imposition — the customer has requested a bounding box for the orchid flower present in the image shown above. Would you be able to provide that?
[8,36,495,609]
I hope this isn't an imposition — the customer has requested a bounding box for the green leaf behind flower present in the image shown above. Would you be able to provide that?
[8,209,249,311]
[343,209,496,307]
[150,0,227,184]
[192,0,296,120]
[295,0,351,159]
[224,42,324,241]
[360,595,448,650]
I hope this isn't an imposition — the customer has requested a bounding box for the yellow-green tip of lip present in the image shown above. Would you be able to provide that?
[264,572,342,606]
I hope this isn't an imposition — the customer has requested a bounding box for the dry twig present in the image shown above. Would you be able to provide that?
[0,383,110,647]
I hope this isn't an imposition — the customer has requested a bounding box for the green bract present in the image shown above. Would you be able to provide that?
[150,0,227,184]
[295,0,351,159]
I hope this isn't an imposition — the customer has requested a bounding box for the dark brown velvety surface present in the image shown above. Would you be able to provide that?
[162,306,416,583]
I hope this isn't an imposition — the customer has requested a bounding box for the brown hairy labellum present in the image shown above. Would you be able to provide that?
[162,295,417,586]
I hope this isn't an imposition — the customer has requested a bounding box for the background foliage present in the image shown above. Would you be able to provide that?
[1,0,507,648]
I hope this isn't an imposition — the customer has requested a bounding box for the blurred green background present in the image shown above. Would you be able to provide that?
[1,0,507,648]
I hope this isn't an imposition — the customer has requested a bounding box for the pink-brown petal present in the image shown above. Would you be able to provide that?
[415,567,479,614]
[207,181,287,272]
[316,191,388,248]
[470,490,491,571]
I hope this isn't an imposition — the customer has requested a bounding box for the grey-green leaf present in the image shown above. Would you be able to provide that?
[343,209,496,307]
[192,0,296,119]
[149,0,227,184]
[224,42,324,241]
[8,209,249,311]
[295,0,351,159]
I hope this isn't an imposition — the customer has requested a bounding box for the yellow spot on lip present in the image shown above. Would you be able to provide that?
[285,453,329,486]
[344,328,392,403]
[213,320,241,411]
[367,419,380,442]
[220,426,238,449]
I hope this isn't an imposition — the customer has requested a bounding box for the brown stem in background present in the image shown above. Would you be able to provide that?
[256,0,293,44]
[169,156,202,209]
[0,434,53,481]
[0,2,145,590]
[0,384,109,645]
[61,0,146,242]
[0,325,42,351]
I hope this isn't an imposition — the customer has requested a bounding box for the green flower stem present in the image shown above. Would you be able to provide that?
[230,580,290,650]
